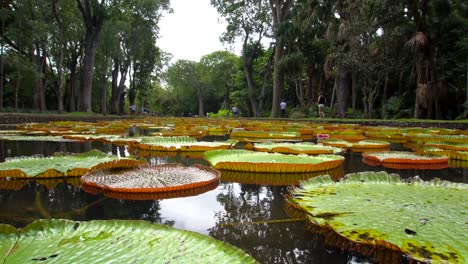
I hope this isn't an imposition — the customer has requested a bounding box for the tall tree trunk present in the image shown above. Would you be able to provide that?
[0,18,4,111]
[14,66,20,111]
[336,67,351,117]
[110,58,119,114]
[351,72,357,111]
[76,0,104,113]
[269,0,294,118]
[100,56,109,115]
[244,61,259,117]
[52,0,65,113]
[271,41,284,117]
[79,30,100,112]
[117,62,129,115]
[33,45,47,112]
[197,89,204,117]
[68,46,80,112]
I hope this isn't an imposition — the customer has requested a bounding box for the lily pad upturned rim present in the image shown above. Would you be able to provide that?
[0,219,258,263]
[219,166,344,186]
[81,163,220,194]
[82,179,219,200]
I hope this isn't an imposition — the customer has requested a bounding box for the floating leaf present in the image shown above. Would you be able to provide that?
[230,130,301,140]
[288,171,467,263]
[136,136,235,152]
[0,150,146,179]
[220,166,344,185]
[204,149,344,173]
[0,219,258,263]
[81,163,219,195]
[362,151,449,164]
[424,141,468,151]
[246,142,343,155]
[0,135,77,142]
[318,139,353,149]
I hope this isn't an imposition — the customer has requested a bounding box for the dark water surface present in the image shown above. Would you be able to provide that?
[0,139,466,264]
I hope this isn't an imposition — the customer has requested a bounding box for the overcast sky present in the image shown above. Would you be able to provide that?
[157,0,237,63]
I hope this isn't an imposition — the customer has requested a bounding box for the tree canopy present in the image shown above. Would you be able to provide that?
[0,0,466,119]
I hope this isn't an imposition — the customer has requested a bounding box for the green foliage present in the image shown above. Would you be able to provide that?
[0,219,258,263]
[208,108,233,118]
[383,96,403,119]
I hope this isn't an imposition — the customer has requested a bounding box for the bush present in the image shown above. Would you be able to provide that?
[208,109,232,118]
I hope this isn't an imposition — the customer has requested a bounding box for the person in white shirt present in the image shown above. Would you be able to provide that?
[280,100,287,117]
[232,106,239,117]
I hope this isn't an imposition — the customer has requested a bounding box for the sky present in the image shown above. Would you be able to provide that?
[157,0,238,63]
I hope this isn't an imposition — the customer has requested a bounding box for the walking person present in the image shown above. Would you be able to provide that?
[232,106,239,118]
[280,100,287,118]
[317,93,327,118]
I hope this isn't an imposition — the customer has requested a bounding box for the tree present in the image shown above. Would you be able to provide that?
[269,0,294,118]
[197,51,240,112]
[166,60,199,116]
[76,0,107,113]
[212,0,272,117]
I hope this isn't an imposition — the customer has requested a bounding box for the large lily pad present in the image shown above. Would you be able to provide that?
[288,171,467,263]
[0,150,146,178]
[204,149,344,173]
[245,142,343,155]
[81,164,219,194]
[219,166,344,185]
[136,136,235,152]
[0,219,258,263]
[363,151,449,164]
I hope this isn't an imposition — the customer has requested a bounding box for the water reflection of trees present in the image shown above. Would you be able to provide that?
[0,181,168,228]
[209,183,349,263]
[0,141,112,161]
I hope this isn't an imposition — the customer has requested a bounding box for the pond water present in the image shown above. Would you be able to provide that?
[0,136,466,264]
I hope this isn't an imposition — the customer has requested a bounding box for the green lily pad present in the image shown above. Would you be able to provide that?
[362,151,449,164]
[204,149,344,173]
[0,219,258,263]
[0,135,75,142]
[247,142,343,155]
[0,150,146,178]
[288,171,467,263]
[137,136,235,152]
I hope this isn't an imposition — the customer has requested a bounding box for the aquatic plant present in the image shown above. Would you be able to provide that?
[0,150,145,178]
[136,136,235,152]
[288,171,467,263]
[0,219,258,263]
[81,164,219,194]
[204,149,344,173]
[230,130,301,140]
[245,142,343,155]
[219,166,344,185]
[362,151,449,164]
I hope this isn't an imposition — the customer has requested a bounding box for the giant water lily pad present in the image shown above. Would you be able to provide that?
[219,166,344,185]
[288,171,467,263]
[363,151,449,164]
[136,136,235,152]
[204,149,344,173]
[0,219,258,263]
[0,150,145,178]
[246,142,343,155]
[81,164,219,194]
